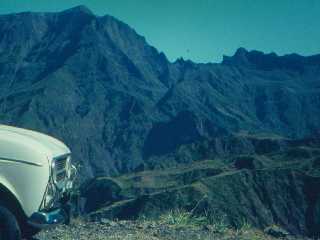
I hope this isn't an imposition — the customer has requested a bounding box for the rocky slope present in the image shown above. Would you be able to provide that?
[81,136,320,237]
[0,6,320,179]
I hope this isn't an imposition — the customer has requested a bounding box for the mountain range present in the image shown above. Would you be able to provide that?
[1,6,320,178]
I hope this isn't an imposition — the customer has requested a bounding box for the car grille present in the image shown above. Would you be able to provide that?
[55,157,67,171]
[53,155,69,183]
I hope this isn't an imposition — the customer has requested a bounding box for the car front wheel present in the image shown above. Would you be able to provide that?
[0,205,21,240]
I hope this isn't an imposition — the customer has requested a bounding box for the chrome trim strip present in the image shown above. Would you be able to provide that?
[0,157,43,167]
[53,153,71,161]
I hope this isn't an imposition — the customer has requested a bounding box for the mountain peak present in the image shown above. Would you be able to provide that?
[222,48,251,67]
[222,48,320,71]
[234,47,249,56]
[61,5,94,15]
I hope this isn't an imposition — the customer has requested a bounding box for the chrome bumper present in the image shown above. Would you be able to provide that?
[28,208,68,229]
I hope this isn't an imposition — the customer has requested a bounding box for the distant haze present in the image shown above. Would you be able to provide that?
[0,0,320,63]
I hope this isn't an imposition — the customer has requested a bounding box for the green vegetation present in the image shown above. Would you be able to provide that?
[157,208,230,234]
[159,209,206,228]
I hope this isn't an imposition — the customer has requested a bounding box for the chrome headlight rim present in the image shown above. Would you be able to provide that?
[50,160,57,184]
[66,156,72,178]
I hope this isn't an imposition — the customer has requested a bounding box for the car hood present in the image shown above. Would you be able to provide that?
[0,125,70,160]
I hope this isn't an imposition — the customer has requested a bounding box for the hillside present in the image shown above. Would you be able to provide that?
[81,135,320,236]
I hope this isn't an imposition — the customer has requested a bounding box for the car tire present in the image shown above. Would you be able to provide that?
[0,205,21,240]
[22,226,40,239]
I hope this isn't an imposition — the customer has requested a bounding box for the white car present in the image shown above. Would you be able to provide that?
[0,124,76,240]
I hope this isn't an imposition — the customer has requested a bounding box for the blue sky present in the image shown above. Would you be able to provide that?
[1,0,320,63]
